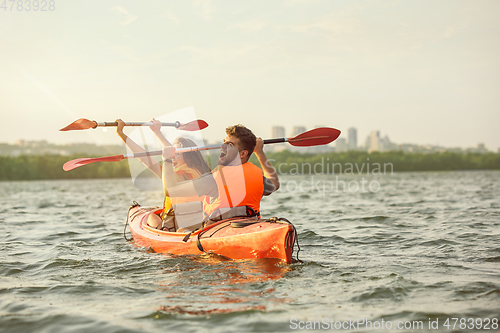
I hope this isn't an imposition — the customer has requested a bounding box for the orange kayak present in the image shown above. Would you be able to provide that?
[127,205,299,263]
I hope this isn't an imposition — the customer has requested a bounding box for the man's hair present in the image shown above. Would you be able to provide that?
[225,124,257,155]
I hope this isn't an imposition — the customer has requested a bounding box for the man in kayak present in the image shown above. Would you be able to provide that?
[161,124,279,220]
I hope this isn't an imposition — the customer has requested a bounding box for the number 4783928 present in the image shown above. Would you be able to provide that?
[1,0,55,11]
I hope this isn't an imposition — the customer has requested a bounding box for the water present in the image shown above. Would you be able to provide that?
[1,171,499,332]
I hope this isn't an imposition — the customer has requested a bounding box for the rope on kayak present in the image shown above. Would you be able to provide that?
[124,201,140,242]
[268,217,302,263]
[288,220,302,263]
[181,213,252,251]
[229,220,259,228]
[180,213,302,262]
[196,231,205,252]
[195,222,232,253]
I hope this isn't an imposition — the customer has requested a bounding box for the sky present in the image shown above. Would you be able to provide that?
[1,0,499,151]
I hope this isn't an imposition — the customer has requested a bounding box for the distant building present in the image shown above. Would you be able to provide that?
[347,127,357,150]
[380,135,396,151]
[270,126,286,152]
[14,140,26,147]
[271,126,285,139]
[368,131,381,153]
[366,130,398,152]
[336,137,347,152]
[466,143,489,154]
[291,126,306,137]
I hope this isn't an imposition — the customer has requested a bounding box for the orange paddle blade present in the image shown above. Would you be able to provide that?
[60,118,97,131]
[288,127,341,146]
[63,155,125,171]
[178,120,209,131]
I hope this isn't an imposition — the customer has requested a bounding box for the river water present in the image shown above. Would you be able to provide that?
[0,171,499,332]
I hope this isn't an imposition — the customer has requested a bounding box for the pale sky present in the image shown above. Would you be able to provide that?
[1,0,499,151]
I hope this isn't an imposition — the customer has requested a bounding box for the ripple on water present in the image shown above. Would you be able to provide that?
[452,282,500,301]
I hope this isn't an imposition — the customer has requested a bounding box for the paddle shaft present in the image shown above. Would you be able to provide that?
[121,136,320,159]
[120,130,336,159]
[59,118,208,131]
[121,144,222,160]
[263,138,288,144]
[63,127,340,171]
[95,121,182,128]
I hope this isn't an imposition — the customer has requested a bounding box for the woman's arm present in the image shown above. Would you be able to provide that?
[116,119,162,178]
[150,119,172,148]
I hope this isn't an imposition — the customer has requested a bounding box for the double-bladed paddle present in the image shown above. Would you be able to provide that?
[59,118,208,131]
[62,127,341,171]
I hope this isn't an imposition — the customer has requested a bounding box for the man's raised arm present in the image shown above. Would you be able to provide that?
[254,138,280,193]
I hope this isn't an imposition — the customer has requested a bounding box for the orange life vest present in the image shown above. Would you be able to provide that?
[163,163,204,213]
[203,162,264,217]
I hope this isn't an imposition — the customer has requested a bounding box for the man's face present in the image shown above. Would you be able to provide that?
[218,135,242,166]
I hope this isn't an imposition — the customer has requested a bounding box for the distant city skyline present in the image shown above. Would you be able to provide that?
[1,123,494,153]
[1,131,496,157]
[1,2,499,151]
[268,125,494,153]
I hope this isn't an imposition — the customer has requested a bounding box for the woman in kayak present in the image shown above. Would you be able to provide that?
[116,119,211,230]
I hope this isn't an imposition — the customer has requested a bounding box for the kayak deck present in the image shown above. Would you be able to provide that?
[127,205,298,263]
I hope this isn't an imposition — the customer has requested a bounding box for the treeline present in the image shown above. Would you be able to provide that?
[0,142,125,156]
[1,151,499,181]
[253,150,500,174]
[0,154,130,181]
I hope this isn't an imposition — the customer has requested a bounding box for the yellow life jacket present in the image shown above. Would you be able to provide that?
[163,163,203,213]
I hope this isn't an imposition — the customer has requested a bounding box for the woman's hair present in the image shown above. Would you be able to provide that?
[173,137,211,174]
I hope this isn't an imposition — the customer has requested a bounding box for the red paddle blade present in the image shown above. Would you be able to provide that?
[60,118,97,131]
[288,127,341,147]
[63,155,125,171]
[178,119,209,131]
